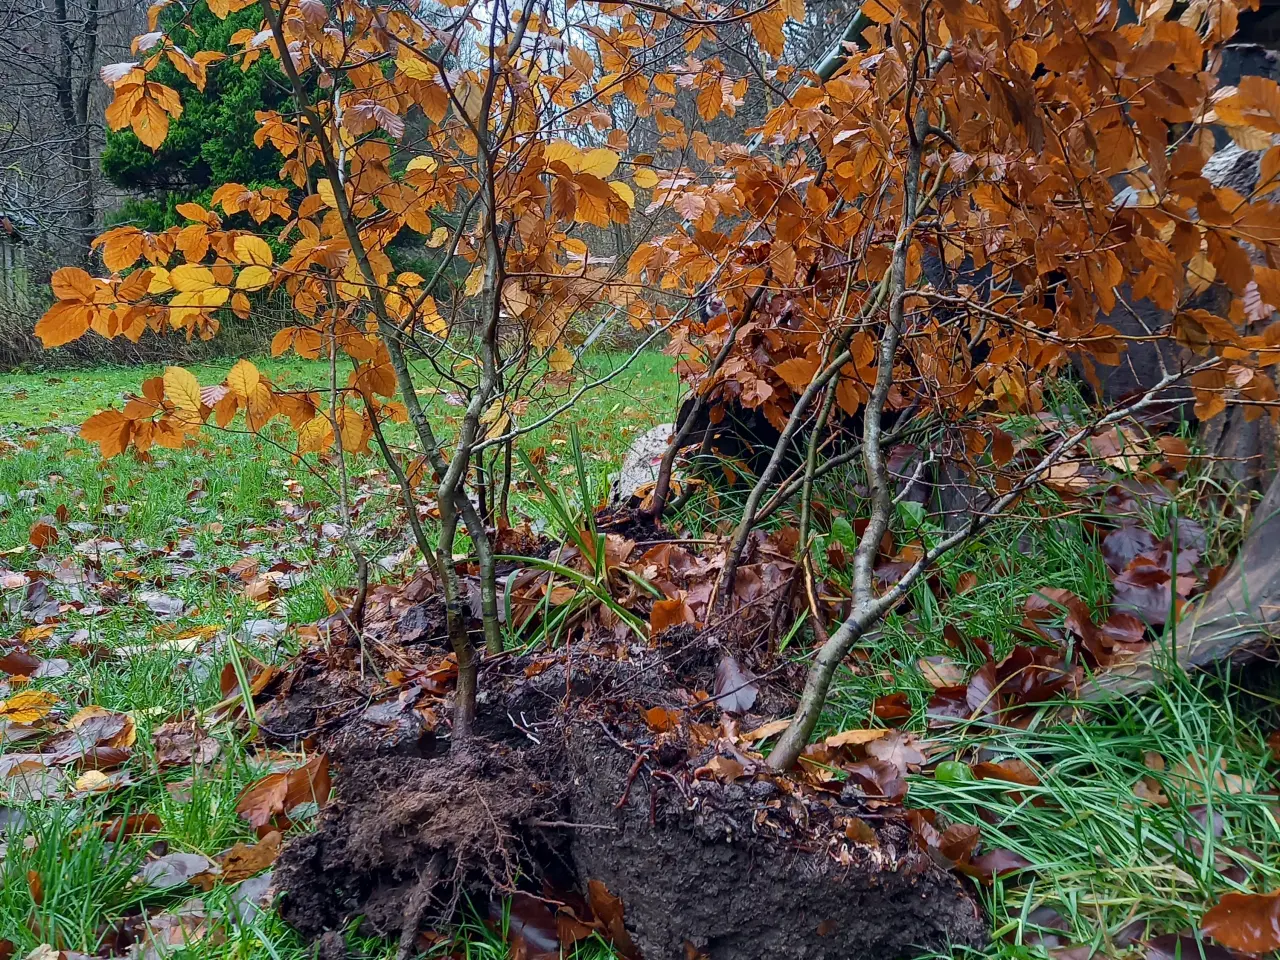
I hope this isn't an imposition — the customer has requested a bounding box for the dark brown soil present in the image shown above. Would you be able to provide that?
[270,638,987,960]
[275,746,563,940]
[566,723,985,960]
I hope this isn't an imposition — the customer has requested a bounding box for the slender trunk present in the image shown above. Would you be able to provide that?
[769,107,927,770]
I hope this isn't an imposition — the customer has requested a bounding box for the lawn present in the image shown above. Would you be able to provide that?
[0,351,1276,960]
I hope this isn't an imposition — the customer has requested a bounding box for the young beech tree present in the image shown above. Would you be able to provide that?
[629,0,1280,768]
[35,0,1280,765]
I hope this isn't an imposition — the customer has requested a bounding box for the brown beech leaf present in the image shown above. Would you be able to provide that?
[700,754,745,782]
[137,851,220,890]
[918,655,967,688]
[1144,934,1238,960]
[498,892,560,960]
[642,706,681,732]
[218,830,282,883]
[939,823,980,863]
[872,692,912,723]
[825,728,888,749]
[0,650,42,677]
[587,879,638,959]
[153,719,221,767]
[865,730,925,772]
[957,848,1033,882]
[28,520,58,550]
[1101,524,1160,573]
[1200,890,1280,952]
[972,759,1041,787]
[1099,611,1146,646]
[236,754,330,836]
[649,598,694,635]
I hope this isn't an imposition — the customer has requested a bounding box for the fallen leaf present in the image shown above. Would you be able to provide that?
[153,719,221,767]
[0,690,57,724]
[28,521,58,550]
[972,759,1041,787]
[1144,934,1237,960]
[649,598,693,634]
[738,718,790,743]
[939,823,981,862]
[957,848,1033,882]
[918,656,967,688]
[713,655,758,714]
[236,755,330,835]
[218,830,281,883]
[642,706,681,733]
[74,770,113,793]
[699,754,745,781]
[865,731,925,772]
[1201,890,1280,952]
[825,728,889,749]
[137,852,220,890]
[587,879,638,958]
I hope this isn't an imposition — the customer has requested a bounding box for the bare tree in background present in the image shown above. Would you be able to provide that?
[0,0,140,277]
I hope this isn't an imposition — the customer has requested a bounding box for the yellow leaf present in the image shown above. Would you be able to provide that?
[170,287,229,309]
[427,226,449,248]
[227,359,260,399]
[75,770,113,793]
[169,264,216,293]
[163,366,203,414]
[633,167,660,189]
[608,180,635,209]
[738,718,792,743]
[296,415,334,454]
[316,179,337,208]
[132,96,169,149]
[406,155,439,173]
[464,264,485,297]
[579,148,620,178]
[544,139,581,168]
[396,49,436,81]
[147,266,173,294]
[549,346,575,372]
[234,234,273,266]
[0,689,58,723]
[484,411,510,440]
[825,728,889,748]
[236,265,273,291]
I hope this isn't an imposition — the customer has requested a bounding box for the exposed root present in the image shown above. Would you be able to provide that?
[397,851,444,960]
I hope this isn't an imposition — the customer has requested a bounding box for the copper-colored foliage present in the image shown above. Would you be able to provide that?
[1201,890,1280,953]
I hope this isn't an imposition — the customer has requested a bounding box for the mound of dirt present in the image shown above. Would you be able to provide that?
[566,722,984,960]
[269,636,987,960]
[276,746,563,942]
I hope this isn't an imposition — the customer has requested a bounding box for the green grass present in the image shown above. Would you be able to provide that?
[0,354,1273,960]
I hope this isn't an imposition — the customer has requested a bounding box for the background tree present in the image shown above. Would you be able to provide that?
[0,0,141,271]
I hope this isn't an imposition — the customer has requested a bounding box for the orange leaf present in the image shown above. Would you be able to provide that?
[81,410,133,458]
[51,267,99,302]
[773,357,819,392]
[35,302,92,347]
[1202,890,1280,953]
[650,598,694,634]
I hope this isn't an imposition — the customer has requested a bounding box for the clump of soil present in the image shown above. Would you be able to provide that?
[566,722,984,960]
[275,745,563,941]
[268,628,987,960]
